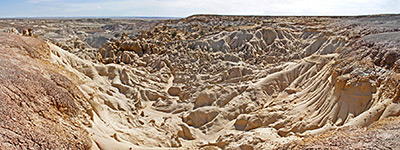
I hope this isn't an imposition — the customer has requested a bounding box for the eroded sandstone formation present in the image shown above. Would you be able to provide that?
[0,14,399,149]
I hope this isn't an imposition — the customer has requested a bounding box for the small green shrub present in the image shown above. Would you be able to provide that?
[200,31,204,36]
[171,31,177,38]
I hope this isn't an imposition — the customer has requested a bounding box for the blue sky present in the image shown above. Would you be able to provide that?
[0,0,399,17]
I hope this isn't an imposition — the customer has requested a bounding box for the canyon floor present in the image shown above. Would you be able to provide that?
[0,15,400,149]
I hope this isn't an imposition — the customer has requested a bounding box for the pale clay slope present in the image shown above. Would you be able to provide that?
[49,43,181,149]
[45,19,400,149]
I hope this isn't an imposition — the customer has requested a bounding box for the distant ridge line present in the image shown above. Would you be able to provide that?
[0,16,182,20]
[1,13,399,20]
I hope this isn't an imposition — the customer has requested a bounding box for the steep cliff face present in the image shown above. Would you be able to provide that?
[0,15,399,150]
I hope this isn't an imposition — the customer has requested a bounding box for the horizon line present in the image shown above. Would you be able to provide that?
[1,13,399,19]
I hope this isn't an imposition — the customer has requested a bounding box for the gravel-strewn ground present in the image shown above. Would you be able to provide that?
[278,116,400,149]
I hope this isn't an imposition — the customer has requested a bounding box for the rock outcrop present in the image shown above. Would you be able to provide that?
[0,14,399,149]
[0,33,91,149]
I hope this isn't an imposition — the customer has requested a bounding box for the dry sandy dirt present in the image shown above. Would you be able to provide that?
[0,14,400,149]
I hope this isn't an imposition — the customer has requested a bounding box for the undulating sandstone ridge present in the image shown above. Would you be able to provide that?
[0,15,400,149]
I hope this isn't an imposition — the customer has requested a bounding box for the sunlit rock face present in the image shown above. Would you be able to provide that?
[0,14,400,149]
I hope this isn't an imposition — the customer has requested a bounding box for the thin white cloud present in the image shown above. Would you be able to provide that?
[27,0,56,3]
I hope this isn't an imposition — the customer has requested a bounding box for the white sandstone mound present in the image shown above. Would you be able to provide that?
[7,15,398,149]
